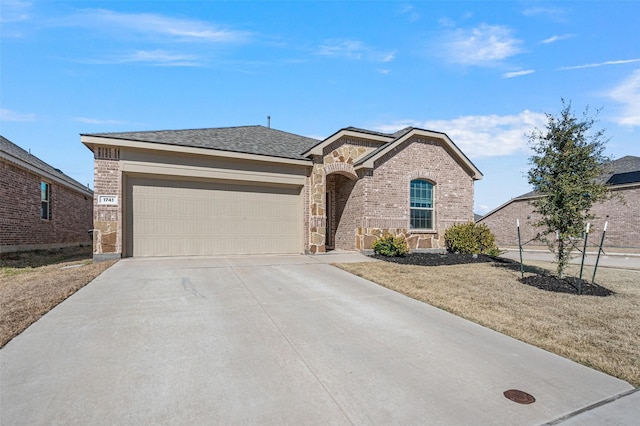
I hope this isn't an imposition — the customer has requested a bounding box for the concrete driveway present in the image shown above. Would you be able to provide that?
[1,253,636,425]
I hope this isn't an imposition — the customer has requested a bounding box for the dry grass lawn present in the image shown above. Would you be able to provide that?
[0,246,116,348]
[335,260,640,387]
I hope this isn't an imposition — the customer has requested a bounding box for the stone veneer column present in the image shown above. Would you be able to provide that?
[308,161,326,253]
[307,143,371,254]
[93,147,122,261]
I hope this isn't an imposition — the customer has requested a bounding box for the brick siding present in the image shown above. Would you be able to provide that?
[478,185,640,251]
[0,160,93,251]
[327,137,475,251]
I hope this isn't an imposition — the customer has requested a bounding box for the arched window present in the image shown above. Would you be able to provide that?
[410,179,433,229]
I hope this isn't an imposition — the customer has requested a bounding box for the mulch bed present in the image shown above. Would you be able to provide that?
[371,252,614,297]
[370,252,496,266]
[519,275,613,296]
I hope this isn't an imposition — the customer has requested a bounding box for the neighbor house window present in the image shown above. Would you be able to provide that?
[410,179,433,229]
[41,181,51,220]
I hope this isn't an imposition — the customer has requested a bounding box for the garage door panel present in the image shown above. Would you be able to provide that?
[127,177,301,256]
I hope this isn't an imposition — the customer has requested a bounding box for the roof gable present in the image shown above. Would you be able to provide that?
[83,126,320,161]
[355,127,483,180]
[303,127,393,157]
[303,126,482,180]
[1,135,92,195]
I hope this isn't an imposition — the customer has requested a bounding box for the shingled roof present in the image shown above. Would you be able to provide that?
[600,155,640,184]
[83,125,320,161]
[1,135,92,195]
[514,155,640,200]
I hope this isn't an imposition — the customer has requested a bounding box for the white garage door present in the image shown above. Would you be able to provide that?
[126,177,302,257]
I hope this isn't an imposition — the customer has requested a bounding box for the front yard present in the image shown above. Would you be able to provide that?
[0,246,116,348]
[335,258,640,387]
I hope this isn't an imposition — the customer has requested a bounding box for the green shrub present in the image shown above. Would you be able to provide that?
[372,235,409,257]
[444,222,501,256]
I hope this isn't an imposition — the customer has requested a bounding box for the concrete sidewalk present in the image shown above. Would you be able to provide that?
[501,248,640,271]
[1,253,636,425]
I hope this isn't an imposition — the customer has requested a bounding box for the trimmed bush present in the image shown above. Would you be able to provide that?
[372,235,409,257]
[444,222,501,256]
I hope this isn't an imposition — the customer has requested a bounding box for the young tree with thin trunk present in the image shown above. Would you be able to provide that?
[527,100,610,278]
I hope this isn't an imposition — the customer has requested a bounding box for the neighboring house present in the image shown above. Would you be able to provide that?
[478,156,640,252]
[0,135,93,253]
[82,125,482,260]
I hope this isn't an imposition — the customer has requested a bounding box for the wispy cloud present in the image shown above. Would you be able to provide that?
[439,24,524,66]
[73,117,132,125]
[522,6,567,21]
[0,1,31,23]
[502,69,535,78]
[478,204,491,214]
[0,108,36,122]
[316,39,395,62]
[541,34,575,44]
[373,110,547,157]
[86,50,201,67]
[65,9,250,43]
[398,4,420,22]
[559,58,640,70]
[607,69,640,127]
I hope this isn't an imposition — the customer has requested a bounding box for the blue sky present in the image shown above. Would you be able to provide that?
[1,1,639,214]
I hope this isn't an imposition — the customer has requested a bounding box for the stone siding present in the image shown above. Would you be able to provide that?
[92,147,122,258]
[478,185,640,251]
[313,136,475,252]
[0,159,93,252]
[308,159,326,254]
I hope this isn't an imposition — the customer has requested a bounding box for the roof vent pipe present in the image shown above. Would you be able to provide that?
[267,115,271,128]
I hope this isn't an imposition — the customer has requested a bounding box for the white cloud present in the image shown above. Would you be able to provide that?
[0,108,35,122]
[522,6,567,21]
[440,24,524,66]
[317,40,365,59]
[88,49,201,67]
[559,58,640,70]
[373,110,548,158]
[398,4,420,22]
[316,39,395,62]
[502,69,535,78]
[0,1,31,23]
[66,9,250,43]
[73,117,130,125]
[438,17,456,28]
[607,69,640,127]
[541,34,575,44]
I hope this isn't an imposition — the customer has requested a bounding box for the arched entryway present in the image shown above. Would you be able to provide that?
[325,172,358,250]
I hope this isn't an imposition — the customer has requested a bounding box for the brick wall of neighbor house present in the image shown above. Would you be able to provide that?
[357,137,475,251]
[477,198,544,249]
[0,160,93,251]
[479,185,640,251]
[92,147,122,258]
[589,186,640,250]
